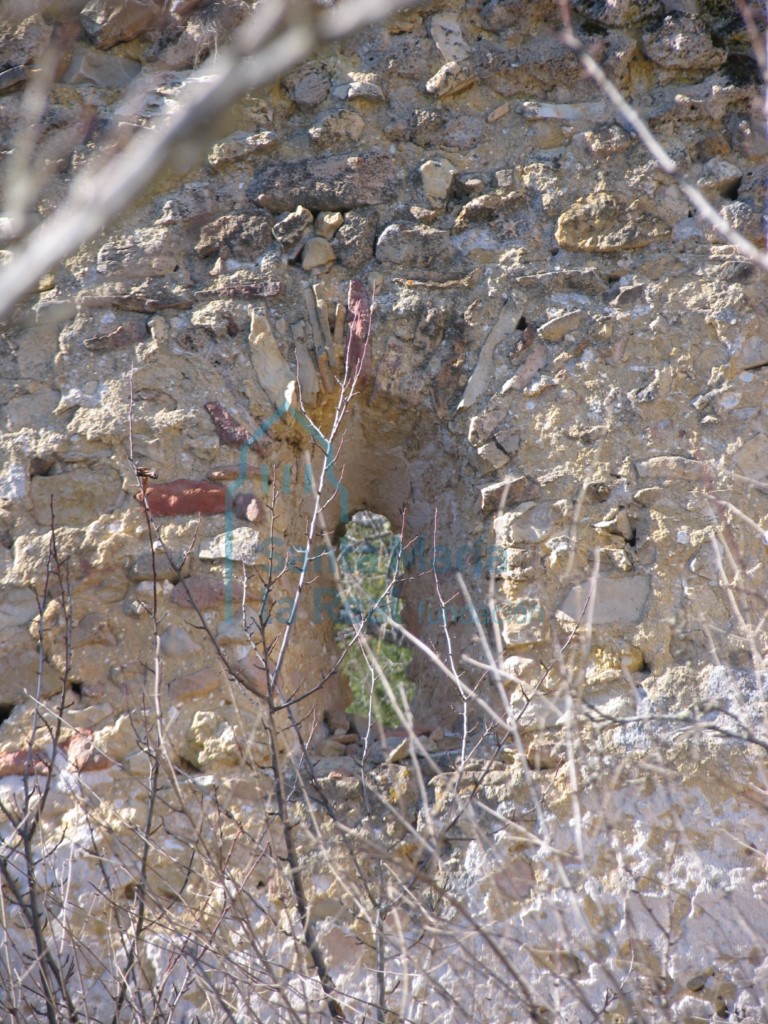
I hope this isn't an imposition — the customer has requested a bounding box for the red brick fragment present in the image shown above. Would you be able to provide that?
[64,730,111,772]
[0,749,49,777]
[0,730,110,778]
[205,402,267,455]
[346,278,373,385]
[204,401,250,447]
[139,479,227,517]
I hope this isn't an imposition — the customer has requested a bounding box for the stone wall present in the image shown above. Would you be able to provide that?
[1,1,768,1021]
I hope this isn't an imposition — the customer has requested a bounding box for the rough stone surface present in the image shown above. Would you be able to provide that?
[696,156,743,197]
[80,0,164,49]
[429,12,470,62]
[1,2,768,1021]
[195,210,274,260]
[309,108,366,147]
[555,191,670,251]
[207,130,278,166]
[64,47,141,87]
[375,223,457,269]
[559,575,652,625]
[425,59,477,98]
[334,208,378,269]
[272,205,314,255]
[571,0,661,26]
[301,236,335,270]
[315,210,343,239]
[171,575,244,609]
[642,13,726,72]
[285,61,330,107]
[250,152,405,212]
[198,527,261,564]
[420,158,456,208]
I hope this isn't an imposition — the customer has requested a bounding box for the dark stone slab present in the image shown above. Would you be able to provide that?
[249,152,404,213]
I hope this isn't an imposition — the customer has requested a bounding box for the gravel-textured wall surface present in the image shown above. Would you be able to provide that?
[1,2,768,1021]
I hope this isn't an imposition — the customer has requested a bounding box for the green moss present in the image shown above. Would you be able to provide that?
[334,511,414,727]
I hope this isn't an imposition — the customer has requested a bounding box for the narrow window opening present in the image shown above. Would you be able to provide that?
[334,510,414,727]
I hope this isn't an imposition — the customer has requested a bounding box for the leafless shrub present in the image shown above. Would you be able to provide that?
[2,2,768,1023]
